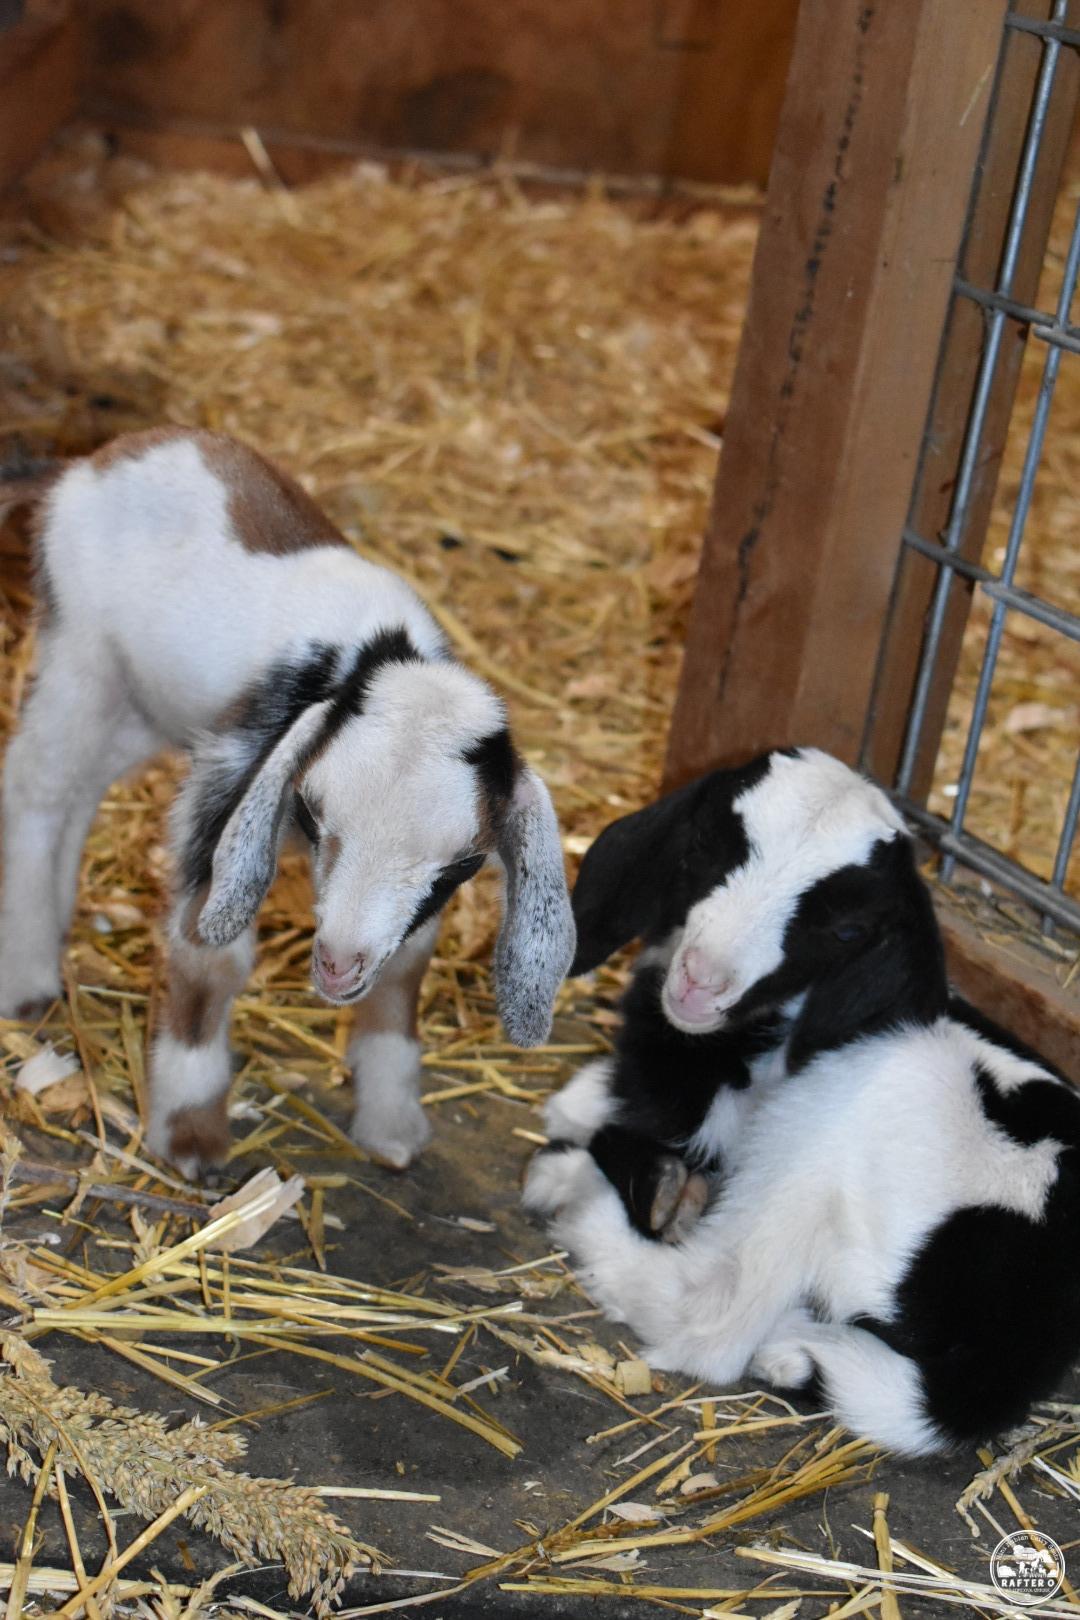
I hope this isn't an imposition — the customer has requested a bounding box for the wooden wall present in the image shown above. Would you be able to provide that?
[0,0,77,191]
[80,0,798,187]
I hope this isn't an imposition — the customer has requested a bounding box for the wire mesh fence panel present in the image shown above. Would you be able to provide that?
[865,2,1080,935]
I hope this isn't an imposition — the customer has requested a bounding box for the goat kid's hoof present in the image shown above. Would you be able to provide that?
[0,982,62,1023]
[750,1339,816,1391]
[650,1160,710,1244]
[351,1100,432,1171]
[146,1102,231,1182]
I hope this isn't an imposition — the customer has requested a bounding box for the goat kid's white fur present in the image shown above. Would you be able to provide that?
[526,750,1075,1455]
[0,429,574,1175]
[528,1023,1062,1455]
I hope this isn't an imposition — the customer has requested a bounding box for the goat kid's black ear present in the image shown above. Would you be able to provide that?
[493,767,576,1047]
[569,776,705,974]
[197,700,332,947]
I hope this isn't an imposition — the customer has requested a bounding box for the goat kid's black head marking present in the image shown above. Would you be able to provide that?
[729,835,948,1067]
[569,753,775,975]
[573,747,947,1056]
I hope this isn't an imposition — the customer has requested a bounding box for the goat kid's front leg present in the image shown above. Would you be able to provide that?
[524,1143,799,1386]
[524,1144,691,1339]
[146,904,254,1179]
[349,915,438,1169]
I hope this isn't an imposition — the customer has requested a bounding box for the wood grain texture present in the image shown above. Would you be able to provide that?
[664,0,1010,788]
[80,0,798,187]
[0,0,78,191]
[939,906,1080,1082]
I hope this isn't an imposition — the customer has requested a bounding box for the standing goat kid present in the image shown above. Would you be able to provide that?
[526,749,1080,1454]
[0,429,574,1176]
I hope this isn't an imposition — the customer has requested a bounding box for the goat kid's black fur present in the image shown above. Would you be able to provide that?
[563,748,1080,1450]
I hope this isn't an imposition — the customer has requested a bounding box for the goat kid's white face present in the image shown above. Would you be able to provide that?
[193,657,576,1046]
[301,712,487,1003]
[661,752,906,1034]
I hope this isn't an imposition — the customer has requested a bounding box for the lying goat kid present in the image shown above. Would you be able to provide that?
[0,429,574,1175]
[526,748,1080,1454]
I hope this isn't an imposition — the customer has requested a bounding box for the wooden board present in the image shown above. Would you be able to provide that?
[80,0,798,188]
[939,905,1080,1080]
[0,0,78,191]
[664,0,1010,787]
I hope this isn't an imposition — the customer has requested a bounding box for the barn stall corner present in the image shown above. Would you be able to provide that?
[0,1,1077,1615]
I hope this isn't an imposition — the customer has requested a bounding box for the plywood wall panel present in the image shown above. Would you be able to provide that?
[82,0,798,186]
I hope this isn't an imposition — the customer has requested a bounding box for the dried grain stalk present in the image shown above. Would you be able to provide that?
[0,1334,374,1613]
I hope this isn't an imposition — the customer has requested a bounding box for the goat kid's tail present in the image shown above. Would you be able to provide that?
[0,450,63,522]
[803,1323,945,1456]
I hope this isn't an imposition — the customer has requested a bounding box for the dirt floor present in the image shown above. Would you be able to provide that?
[0,133,1077,1617]
[2,1097,1079,1619]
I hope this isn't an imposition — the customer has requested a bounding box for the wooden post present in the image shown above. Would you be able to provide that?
[664,0,1010,788]
[0,0,78,193]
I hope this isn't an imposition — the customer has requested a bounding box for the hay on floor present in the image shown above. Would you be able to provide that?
[0,130,1076,1615]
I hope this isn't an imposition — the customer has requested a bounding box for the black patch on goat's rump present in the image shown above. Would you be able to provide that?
[570,752,776,975]
[865,1150,1080,1445]
[180,628,422,894]
[972,1061,1080,1150]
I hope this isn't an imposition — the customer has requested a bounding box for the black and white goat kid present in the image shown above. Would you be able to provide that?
[0,429,574,1175]
[525,748,1080,1455]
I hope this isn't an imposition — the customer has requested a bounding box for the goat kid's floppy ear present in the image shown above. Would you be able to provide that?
[570,776,706,974]
[493,767,576,1047]
[197,701,332,948]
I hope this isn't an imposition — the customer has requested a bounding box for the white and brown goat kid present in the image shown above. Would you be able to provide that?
[527,749,1080,1455]
[0,429,574,1176]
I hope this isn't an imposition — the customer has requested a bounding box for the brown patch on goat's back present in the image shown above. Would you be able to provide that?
[90,427,348,555]
[197,433,348,556]
[88,425,191,470]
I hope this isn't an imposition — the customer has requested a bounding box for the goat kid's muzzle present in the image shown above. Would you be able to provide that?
[661,944,738,1033]
[312,940,383,1004]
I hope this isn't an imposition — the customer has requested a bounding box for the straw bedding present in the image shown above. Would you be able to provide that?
[0,132,1075,1615]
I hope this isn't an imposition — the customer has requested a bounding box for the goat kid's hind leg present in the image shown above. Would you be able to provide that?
[0,639,132,1019]
[349,915,438,1169]
[146,906,255,1179]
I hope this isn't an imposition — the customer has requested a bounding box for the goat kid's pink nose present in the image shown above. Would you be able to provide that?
[314,943,364,985]
[679,947,731,995]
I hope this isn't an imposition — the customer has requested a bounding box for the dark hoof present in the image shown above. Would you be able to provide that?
[163,1101,232,1181]
[13,995,59,1023]
[649,1155,689,1232]
[659,1168,710,1244]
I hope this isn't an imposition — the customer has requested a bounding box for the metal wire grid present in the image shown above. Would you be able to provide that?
[868,2,1080,935]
